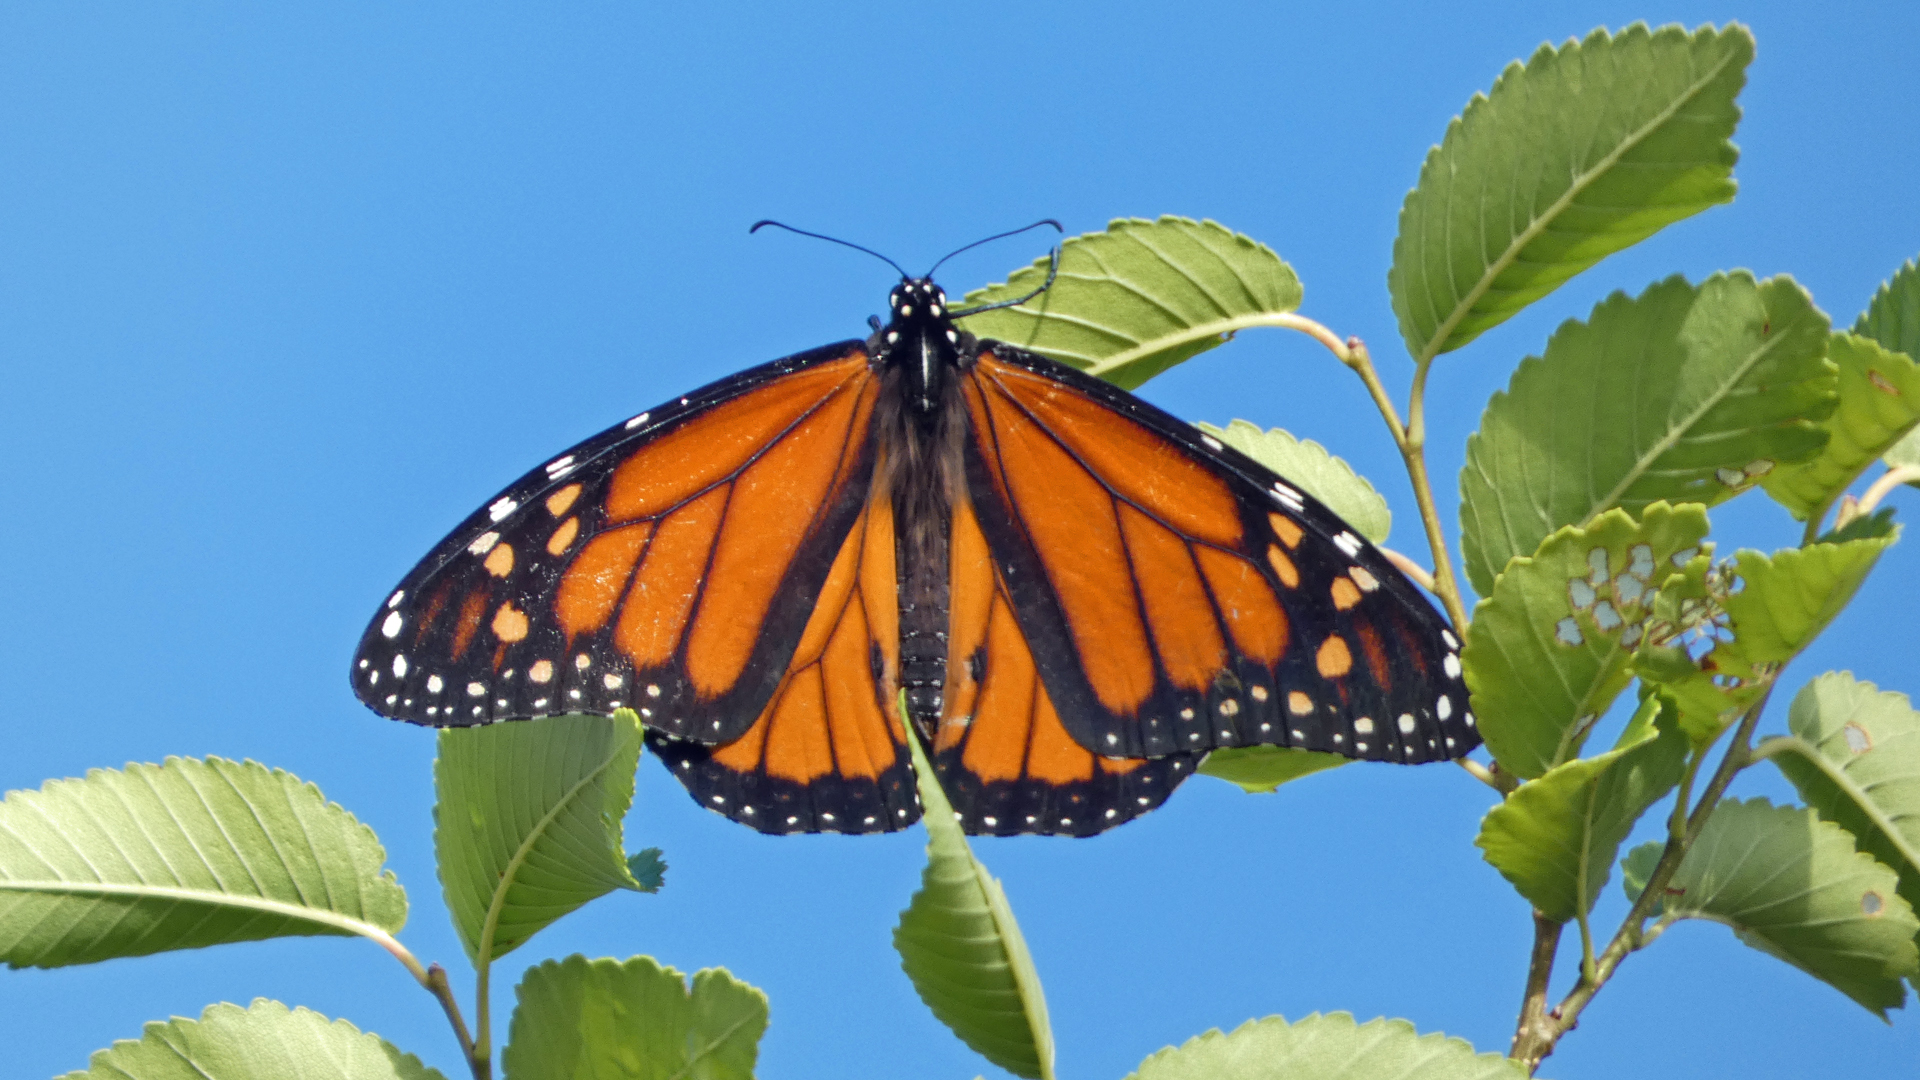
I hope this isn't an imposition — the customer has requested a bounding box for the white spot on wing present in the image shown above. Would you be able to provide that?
[382,611,403,638]
[469,531,501,555]
[1333,531,1362,557]
[625,412,650,429]
[392,655,408,678]
[488,497,519,522]
[387,590,405,609]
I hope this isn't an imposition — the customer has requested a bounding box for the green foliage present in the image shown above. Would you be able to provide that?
[1764,674,1920,975]
[1622,799,1919,1015]
[434,711,653,963]
[503,955,767,1080]
[1762,333,1920,519]
[0,757,404,969]
[1856,258,1920,361]
[893,715,1054,1080]
[1854,258,1920,481]
[1198,419,1392,542]
[1464,503,1709,778]
[60,1000,445,1080]
[1389,23,1751,362]
[1459,273,1834,597]
[1125,1013,1528,1080]
[1198,745,1349,793]
[955,216,1302,389]
[1477,696,1688,923]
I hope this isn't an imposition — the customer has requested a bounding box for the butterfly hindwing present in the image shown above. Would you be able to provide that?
[352,342,883,742]
[646,497,920,834]
[957,344,1477,764]
[933,492,1201,836]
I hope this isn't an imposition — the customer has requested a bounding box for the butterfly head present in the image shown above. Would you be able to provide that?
[877,276,972,414]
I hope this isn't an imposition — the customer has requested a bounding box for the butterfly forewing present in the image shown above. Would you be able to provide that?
[956,345,1476,763]
[351,342,882,739]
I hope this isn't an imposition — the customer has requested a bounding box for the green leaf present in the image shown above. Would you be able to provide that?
[0,758,404,969]
[1476,697,1688,922]
[1623,798,1918,1016]
[1390,23,1751,362]
[1459,272,1834,597]
[1126,1013,1525,1080]
[1762,333,1920,518]
[1464,502,1709,778]
[1198,746,1349,794]
[893,712,1053,1080]
[60,999,446,1080]
[1763,673,1920,972]
[1196,420,1391,543]
[435,710,648,963]
[1637,528,1899,741]
[1856,257,1920,362]
[503,955,767,1080]
[956,216,1302,390]
[626,847,667,892]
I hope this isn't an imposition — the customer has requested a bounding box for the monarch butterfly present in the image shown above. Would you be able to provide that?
[352,225,1479,836]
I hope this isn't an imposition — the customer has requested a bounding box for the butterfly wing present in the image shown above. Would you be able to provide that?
[351,342,883,743]
[956,343,1477,764]
[935,491,1201,836]
[645,496,918,834]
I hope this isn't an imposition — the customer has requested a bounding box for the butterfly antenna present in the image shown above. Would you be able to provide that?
[948,231,1064,318]
[749,220,909,279]
[926,219,1063,277]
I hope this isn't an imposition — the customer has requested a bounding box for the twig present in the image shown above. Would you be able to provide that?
[1509,914,1564,1061]
[362,930,483,1079]
[1509,696,1769,1073]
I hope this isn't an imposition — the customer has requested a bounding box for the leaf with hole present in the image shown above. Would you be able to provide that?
[1477,693,1687,922]
[1389,22,1751,362]
[1636,525,1898,741]
[1762,333,1920,519]
[503,955,767,1080]
[1762,673,1920,979]
[60,1000,445,1080]
[1198,420,1391,543]
[1459,272,1833,597]
[956,216,1301,390]
[0,757,404,969]
[1622,798,1918,1016]
[893,713,1053,1080]
[435,710,651,964]
[1126,1013,1526,1080]
[1464,502,1708,778]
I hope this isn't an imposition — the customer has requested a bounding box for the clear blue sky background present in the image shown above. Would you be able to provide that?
[3,4,1916,1078]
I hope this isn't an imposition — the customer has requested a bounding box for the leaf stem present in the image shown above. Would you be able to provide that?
[1509,696,1768,1073]
[1856,464,1920,519]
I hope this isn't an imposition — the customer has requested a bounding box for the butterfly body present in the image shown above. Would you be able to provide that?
[353,272,1479,836]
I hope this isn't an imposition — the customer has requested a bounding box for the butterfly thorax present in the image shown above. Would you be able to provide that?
[873,277,976,416]
[870,277,975,738]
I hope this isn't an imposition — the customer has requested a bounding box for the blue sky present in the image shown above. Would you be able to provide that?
[2,4,1916,1078]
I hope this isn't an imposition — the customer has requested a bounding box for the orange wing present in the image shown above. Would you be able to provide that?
[956,345,1476,764]
[646,498,918,833]
[352,343,883,744]
[934,492,1199,836]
